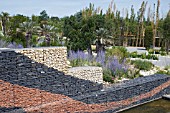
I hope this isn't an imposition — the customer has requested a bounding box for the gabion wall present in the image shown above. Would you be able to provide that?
[15,47,69,73]
[68,66,103,83]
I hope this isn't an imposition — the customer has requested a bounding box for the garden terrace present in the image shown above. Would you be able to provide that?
[0,47,170,112]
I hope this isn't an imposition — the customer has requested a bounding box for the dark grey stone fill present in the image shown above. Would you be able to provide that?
[0,51,103,98]
[73,74,170,104]
[0,49,170,113]
[0,107,25,113]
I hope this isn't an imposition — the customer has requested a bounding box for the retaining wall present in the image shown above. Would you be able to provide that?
[15,47,69,73]
[0,47,170,112]
[0,48,102,98]
[68,66,103,83]
[2,74,169,113]
[74,74,170,112]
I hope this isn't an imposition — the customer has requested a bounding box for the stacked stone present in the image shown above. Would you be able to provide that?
[43,47,68,73]
[74,74,170,105]
[68,66,103,84]
[0,47,103,101]
[15,47,69,73]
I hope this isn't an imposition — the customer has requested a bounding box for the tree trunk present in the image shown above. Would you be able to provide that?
[136,38,138,47]
[153,29,156,48]
[87,44,92,56]
[158,38,161,47]
[139,38,142,47]
[166,39,169,54]
[132,39,134,46]
[96,39,101,53]
[136,26,140,47]
[2,22,6,36]
[0,20,4,35]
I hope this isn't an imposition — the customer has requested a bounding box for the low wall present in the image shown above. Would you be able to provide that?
[68,66,103,84]
[73,74,170,112]
[0,48,102,98]
[4,74,170,113]
[15,47,69,73]
[0,47,170,112]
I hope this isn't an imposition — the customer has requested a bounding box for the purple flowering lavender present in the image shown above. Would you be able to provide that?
[68,50,94,66]
[7,42,23,49]
[106,56,128,77]
[95,50,129,77]
[69,50,86,60]
[68,50,93,61]
[68,50,129,78]
[96,51,105,67]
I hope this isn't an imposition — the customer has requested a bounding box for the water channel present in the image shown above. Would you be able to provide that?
[121,99,170,113]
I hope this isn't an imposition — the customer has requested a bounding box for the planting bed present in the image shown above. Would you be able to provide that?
[0,47,170,112]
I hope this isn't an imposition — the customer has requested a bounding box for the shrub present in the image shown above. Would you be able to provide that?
[148,49,160,54]
[129,52,159,60]
[151,55,159,60]
[103,69,114,83]
[131,60,153,71]
[107,46,128,62]
[129,51,138,58]
[160,51,167,56]
[127,69,143,79]
[148,49,154,54]
[154,49,160,54]
[156,70,170,75]
[165,65,170,70]
[141,53,146,59]
[68,50,130,82]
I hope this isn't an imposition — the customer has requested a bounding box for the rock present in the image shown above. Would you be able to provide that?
[68,66,103,84]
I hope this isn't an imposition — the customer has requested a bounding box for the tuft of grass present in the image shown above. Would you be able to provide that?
[131,60,154,71]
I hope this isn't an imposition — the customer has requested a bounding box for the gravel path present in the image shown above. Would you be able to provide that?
[126,47,147,54]
[126,47,170,68]
[151,56,170,68]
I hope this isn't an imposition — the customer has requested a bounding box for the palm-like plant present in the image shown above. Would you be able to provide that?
[0,12,10,36]
[20,21,35,47]
[42,24,57,46]
[96,28,112,53]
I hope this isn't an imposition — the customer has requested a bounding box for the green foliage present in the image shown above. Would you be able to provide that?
[131,60,154,71]
[50,40,62,46]
[129,51,138,58]
[156,70,170,75]
[31,35,38,47]
[103,69,114,83]
[148,49,160,54]
[148,49,154,54]
[163,11,170,54]
[127,69,142,79]
[39,10,49,21]
[164,65,170,70]
[163,11,170,40]
[156,65,170,75]
[145,49,165,58]
[129,52,159,60]
[106,46,128,61]
[144,26,153,49]
[160,51,167,56]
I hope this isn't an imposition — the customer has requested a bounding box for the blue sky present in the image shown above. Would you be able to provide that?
[0,0,169,18]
